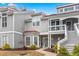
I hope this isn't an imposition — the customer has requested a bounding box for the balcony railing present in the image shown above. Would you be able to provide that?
[49,25,66,31]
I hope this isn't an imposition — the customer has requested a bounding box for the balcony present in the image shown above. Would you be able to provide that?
[49,25,66,34]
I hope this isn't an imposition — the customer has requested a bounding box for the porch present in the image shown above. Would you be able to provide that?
[49,18,78,32]
[39,34,65,48]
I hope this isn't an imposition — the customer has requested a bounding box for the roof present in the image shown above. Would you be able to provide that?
[31,12,46,17]
[57,3,79,9]
[44,11,79,17]
[23,28,39,33]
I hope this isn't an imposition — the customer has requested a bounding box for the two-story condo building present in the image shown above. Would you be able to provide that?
[0,3,79,52]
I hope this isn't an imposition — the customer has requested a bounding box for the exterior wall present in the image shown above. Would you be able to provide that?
[14,33,24,48]
[13,13,32,48]
[40,19,49,32]
[0,33,14,48]
[14,13,28,33]
[24,15,49,33]
[24,21,32,31]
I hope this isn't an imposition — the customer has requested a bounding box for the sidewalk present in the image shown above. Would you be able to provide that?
[35,48,57,56]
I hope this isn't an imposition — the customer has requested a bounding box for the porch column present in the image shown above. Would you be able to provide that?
[50,34,51,48]
[37,36,40,47]
[48,33,51,48]
[60,20,63,30]
[48,33,50,48]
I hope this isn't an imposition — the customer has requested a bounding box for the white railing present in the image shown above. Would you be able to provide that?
[49,25,65,31]
[58,25,68,49]
[74,23,79,36]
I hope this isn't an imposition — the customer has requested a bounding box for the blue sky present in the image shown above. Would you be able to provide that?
[0,3,67,14]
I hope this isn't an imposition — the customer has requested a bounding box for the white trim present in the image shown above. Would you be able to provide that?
[49,34,51,48]
[40,32,48,35]
[33,36,34,45]
[13,14,15,48]
[0,31,22,34]
[37,36,39,47]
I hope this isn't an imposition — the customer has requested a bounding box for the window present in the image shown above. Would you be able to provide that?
[50,19,59,30]
[51,20,55,26]
[36,21,40,26]
[76,5,79,10]
[64,7,74,11]
[51,19,59,26]
[33,22,35,26]
[58,8,63,13]
[2,13,7,27]
[3,36,8,44]
[26,37,30,46]
[34,36,38,45]
[33,21,40,26]
[56,20,59,25]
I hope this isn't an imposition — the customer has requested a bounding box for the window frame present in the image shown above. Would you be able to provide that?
[76,5,79,10]
[32,21,40,27]
[3,35,8,45]
[34,36,38,45]
[50,19,59,26]
[58,8,63,13]
[1,13,8,28]
[64,6,74,12]
[25,36,31,46]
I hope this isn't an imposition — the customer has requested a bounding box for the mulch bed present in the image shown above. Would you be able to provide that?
[0,47,39,51]
[44,48,55,53]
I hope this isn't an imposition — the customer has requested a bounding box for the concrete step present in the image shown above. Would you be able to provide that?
[65,44,75,53]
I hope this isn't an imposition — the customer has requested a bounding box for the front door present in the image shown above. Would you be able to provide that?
[43,37,48,48]
[66,21,72,31]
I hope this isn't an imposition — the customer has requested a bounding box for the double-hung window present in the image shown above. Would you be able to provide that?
[3,36,8,45]
[76,5,79,10]
[2,13,7,28]
[26,37,30,46]
[64,7,74,12]
[33,21,40,26]
[34,36,38,45]
[50,19,59,31]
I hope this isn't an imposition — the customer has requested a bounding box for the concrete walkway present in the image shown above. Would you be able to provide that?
[36,48,57,56]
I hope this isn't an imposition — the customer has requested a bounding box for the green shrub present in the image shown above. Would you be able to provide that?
[3,43,11,50]
[72,44,79,56]
[52,43,58,53]
[30,44,37,50]
[57,47,70,56]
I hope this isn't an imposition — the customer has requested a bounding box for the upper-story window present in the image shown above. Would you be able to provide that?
[64,7,74,12]
[2,13,7,27]
[58,8,63,13]
[76,5,79,10]
[50,19,59,26]
[33,21,40,26]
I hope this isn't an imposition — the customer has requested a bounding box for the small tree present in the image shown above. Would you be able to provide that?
[57,47,70,56]
[72,44,79,56]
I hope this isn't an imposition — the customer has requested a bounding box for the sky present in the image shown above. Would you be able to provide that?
[0,3,67,14]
